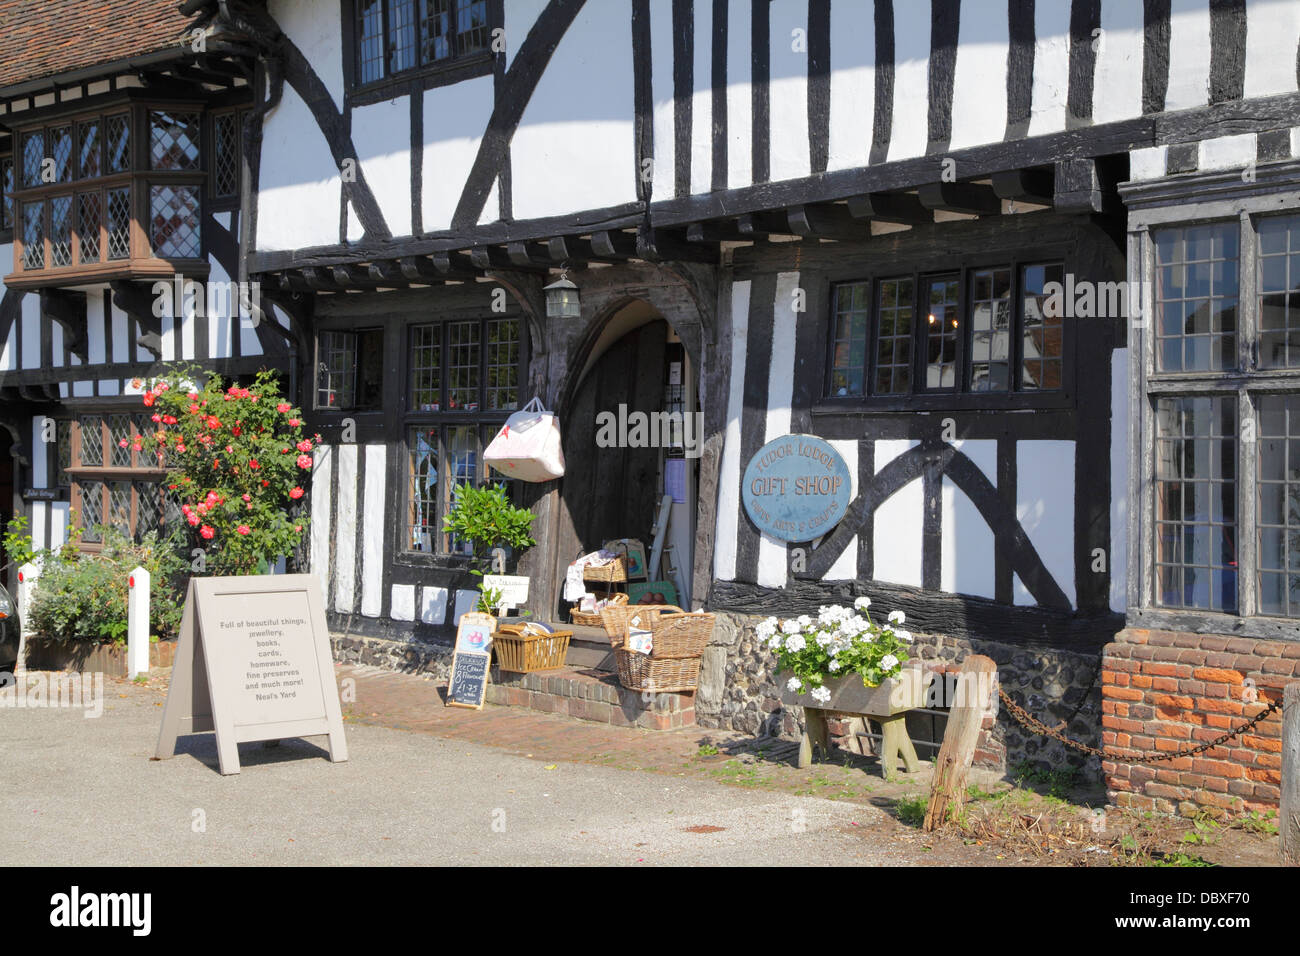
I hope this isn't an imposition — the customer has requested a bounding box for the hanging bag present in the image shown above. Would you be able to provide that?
[484,397,566,482]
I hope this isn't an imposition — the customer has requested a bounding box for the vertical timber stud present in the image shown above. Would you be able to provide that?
[924,654,996,832]
[1283,682,1299,865]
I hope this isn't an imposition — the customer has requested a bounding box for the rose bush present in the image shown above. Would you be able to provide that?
[139,364,313,575]
[759,597,913,702]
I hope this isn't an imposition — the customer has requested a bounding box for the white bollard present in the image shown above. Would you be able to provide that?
[15,562,38,675]
[127,566,150,679]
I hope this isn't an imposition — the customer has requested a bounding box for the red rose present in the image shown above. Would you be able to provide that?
[143,393,155,407]
[296,439,312,452]
[277,403,291,413]
[289,487,304,500]
[249,459,260,470]
[288,419,301,427]
[296,454,312,469]
[151,413,161,423]
[187,513,200,527]
[200,525,215,539]
[206,416,221,430]
[236,525,251,536]
[162,415,177,425]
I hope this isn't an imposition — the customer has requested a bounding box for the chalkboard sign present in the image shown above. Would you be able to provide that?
[153,574,349,775]
[446,652,491,709]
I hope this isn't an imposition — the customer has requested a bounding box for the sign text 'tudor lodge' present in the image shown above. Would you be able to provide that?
[741,435,852,543]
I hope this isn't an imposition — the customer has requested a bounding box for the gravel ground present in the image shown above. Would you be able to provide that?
[0,674,991,866]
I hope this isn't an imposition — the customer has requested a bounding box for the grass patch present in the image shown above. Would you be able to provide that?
[895,794,927,827]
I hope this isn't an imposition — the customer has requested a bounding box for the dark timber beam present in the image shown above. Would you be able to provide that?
[506,241,554,268]
[432,250,477,277]
[109,281,163,357]
[299,267,340,291]
[917,181,1002,216]
[546,236,593,264]
[847,193,932,225]
[991,169,1054,206]
[738,212,794,238]
[1054,157,1112,214]
[591,231,638,259]
[398,256,443,282]
[366,260,403,284]
[470,245,515,270]
[39,289,88,361]
[686,221,752,243]
[635,228,720,264]
[783,203,870,241]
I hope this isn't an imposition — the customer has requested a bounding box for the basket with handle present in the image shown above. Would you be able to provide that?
[493,622,572,672]
[571,591,626,627]
[582,552,628,584]
[600,603,683,647]
[613,611,716,694]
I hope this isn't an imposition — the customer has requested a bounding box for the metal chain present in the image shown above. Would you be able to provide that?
[997,688,1282,763]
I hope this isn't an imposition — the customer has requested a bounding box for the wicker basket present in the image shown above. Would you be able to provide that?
[613,612,716,694]
[600,603,683,647]
[494,623,572,673]
[582,554,628,584]
[615,650,703,694]
[571,591,627,627]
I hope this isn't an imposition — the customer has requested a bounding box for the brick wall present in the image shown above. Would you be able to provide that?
[1102,628,1299,817]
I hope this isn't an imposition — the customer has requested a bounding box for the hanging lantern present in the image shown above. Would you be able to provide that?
[544,273,580,319]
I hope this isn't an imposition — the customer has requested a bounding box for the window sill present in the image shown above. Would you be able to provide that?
[1126,606,1300,644]
[347,53,494,107]
[4,258,209,290]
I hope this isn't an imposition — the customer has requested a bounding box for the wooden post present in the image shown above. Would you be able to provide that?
[1282,682,1299,866]
[15,562,37,676]
[923,654,996,832]
[127,566,150,679]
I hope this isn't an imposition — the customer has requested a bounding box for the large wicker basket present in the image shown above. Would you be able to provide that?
[613,611,715,694]
[494,623,572,673]
[600,603,683,647]
[582,554,628,584]
[571,591,626,627]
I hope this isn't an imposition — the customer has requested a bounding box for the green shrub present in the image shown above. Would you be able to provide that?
[27,528,187,643]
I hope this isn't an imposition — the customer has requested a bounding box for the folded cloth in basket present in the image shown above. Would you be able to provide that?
[563,549,620,601]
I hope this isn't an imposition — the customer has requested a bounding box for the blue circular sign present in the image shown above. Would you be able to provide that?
[741,435,852,542]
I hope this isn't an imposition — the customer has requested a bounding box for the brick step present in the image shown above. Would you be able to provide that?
[485,664,695,730]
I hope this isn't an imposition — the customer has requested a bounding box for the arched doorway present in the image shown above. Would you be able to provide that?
[553,300,699,619]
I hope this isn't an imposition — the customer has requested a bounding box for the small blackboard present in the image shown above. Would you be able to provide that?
[446,651,491,709]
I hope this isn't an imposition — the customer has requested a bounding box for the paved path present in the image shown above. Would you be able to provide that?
[0,666,1009,866]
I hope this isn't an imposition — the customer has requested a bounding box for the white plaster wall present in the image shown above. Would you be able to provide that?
[689,0,714,194]
[334,444,358,613]
[310,444,334,603]
[360,443,386,617]
[756,272,800,590]
[887,0,930,162]
[1165,0,1212,112]
[423,74,495,232]
[272,0,344,108]
[1244,0,1300,99]
[21,292,40,369]
[826,0,873,172]
[1092,0,1144,126]
[769,0,810,183]
[1014,440,1076,608]
[1027,0,1070,138]
[941,439,997,600]
[726,0,752,189]
[510,0,636,221]
[873,439,923,589]
[258,87,343,251]
[650,0,675,198]
[948,0,1008,151]
[713,280,750,582]
[505,0,549,70]
[352,97,413,238]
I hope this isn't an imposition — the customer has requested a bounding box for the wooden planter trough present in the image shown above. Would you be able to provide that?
[23,636,176,678]
[780,668,933,777]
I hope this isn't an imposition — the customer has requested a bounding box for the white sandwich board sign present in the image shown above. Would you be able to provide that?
[154,574,349,775]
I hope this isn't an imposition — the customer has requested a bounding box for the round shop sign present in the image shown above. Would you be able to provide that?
[741,434,852,542]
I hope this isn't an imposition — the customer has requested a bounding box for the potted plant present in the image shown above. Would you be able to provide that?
[441,483,536,617]
[762,598,923,714]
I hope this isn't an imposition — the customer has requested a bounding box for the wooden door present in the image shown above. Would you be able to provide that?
[554,320,667,609]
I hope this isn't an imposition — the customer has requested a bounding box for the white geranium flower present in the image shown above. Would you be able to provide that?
[888,610,906,625]
[815,632,832,647]
[854,596,871,610]
[880,654,900,672]
[797,614,813,629]
[781,619,802,635]
[895,629,913,643]
[828,659,841,672]
[810,685,832,704]
[786,677,801,692]
[756,616,778,641]
[784,634,807,653]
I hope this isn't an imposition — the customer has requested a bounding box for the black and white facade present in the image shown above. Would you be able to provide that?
[6,0,1300,786]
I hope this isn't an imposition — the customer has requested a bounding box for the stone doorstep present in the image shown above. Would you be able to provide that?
[485,664,696,731]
